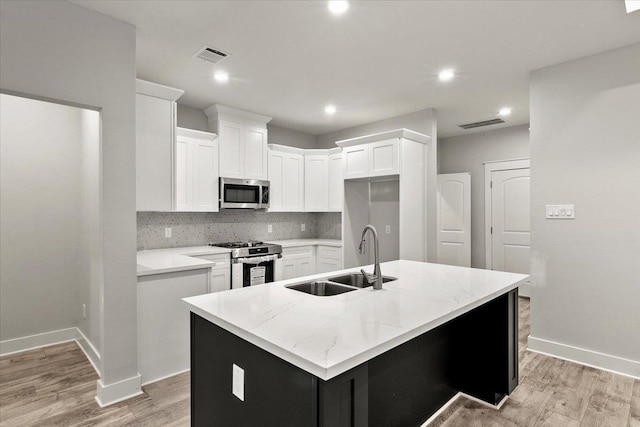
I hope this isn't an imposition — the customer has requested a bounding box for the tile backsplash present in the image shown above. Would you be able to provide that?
[137,211,341,250]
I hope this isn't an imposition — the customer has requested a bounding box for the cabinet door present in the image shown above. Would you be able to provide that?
[175,136,191,211]
[218,120,244,178]
[316,258,342,274]
[244,126,268,180]
[369,139,399,177]
[343,145,368,180]
[328,153,343,211]
[304,155,329,212]
[282,258,298,280]
[192,139,219,211]
[285,153,305,211]
[136,93,175,210]
[268,150,286,211]
[298,256,315,277]
[209,268,230,293]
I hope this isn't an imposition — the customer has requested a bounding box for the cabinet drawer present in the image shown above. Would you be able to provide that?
[192,253,231,269]
[317,246,342,261]
[282,246,314,259]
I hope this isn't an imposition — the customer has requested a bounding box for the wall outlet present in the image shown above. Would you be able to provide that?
[164,227,172,238]
[232,364,245,401]
[268,224,273,233]
[301,223,305,232]
[385,225,391,234]
[82,304,86,320]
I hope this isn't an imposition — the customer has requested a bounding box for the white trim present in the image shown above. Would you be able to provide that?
[420,392,461,426]
[95,374,143,407]
[484,159,530,270]
[176,126,217,141]
[0,327,77,356]
[528,336,640,379]
[204,104,272,124]
[419,392,508,426]
[483,157,530,165]
[335,128,430,147]
[135,79,184,101]
[267,143,305,154]
[0,327,102,376]
[141,368,190,387]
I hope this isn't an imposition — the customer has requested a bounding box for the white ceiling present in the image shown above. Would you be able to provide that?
[73,1,640,138]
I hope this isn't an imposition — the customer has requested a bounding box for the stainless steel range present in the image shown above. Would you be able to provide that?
[208,241,282,289]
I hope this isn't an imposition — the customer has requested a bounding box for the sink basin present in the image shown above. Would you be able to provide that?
[328,273,397,288]
[286,281,357,296]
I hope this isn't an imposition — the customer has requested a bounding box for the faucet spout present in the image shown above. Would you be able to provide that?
[359,225,383,290]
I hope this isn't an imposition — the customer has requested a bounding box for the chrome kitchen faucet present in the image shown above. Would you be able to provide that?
[359,225,383,290]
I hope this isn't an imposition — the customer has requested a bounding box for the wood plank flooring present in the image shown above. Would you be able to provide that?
[0,297,637,426]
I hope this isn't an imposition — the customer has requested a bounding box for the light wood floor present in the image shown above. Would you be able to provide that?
[0,298,637,426]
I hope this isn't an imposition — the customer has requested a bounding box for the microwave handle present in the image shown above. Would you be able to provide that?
[259,184,267,209]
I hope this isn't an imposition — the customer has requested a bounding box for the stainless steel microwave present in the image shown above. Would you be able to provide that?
[219,177,270,209]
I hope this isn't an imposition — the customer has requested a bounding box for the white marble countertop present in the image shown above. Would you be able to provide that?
[270,239,342,248]
[182,260,528,380]
[137,239,342,276]
[137,246,232,277]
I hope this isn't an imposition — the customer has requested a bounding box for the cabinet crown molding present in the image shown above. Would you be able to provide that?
[268,144,342,156]
[177,127,217,141]
[136,79,184,101]
[335,128,430,148]
[204,104,273,125]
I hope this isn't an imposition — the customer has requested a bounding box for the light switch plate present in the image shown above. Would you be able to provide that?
[164,227,172,238]
[385,225,391,234]
[232,364,244,401]
[267,224,272,233]
[301,223,305,232]
[546,204,575,219]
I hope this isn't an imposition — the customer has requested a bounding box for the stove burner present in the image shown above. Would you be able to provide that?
[209,240,264,249]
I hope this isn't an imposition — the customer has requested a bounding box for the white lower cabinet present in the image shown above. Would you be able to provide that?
[137,269,209,385]
[281,246,315,280]
[192,253,231,292]
[316,245,343,274]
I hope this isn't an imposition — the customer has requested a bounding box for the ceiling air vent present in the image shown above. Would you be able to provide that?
[459,118,505,130]
[193,46,231,64]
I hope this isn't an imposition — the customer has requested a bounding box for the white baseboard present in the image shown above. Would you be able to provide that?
[528,336,640,380]
[141,368,190,387]
[420,392,508,426]
[1,327,78,356]
[1,327,102,377]
[420,392,461,426]
[95,374,142,407]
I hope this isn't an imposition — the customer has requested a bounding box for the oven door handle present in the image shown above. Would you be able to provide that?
[233,254,281,264]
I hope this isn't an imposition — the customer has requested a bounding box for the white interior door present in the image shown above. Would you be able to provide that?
[437,173,471,267]
[490,167,531,296]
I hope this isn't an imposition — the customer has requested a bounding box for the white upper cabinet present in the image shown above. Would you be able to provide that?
[342,137,399,180]
[204,105,272,181]
[175,127,219,212]
[328,151,343,211]
[304,154,329,212]
[136,79,184,211]
[268,145,304,212]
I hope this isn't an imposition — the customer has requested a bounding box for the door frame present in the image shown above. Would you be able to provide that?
[484,158,530,269]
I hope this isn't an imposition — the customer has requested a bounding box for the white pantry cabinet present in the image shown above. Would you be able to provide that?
[268,145,305,212]
[175,128,218,212]
[204,104,272,180]
[136,79,184,211]
[137,268,209,385]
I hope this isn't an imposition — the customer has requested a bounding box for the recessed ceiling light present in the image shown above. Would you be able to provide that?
[438,69,455,82]
[325,105,337,115]
[328,1,349,15]
[498,107,512,116]
[214,71,229,83]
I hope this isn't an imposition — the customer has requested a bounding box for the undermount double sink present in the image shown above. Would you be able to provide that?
[286,273,397,296]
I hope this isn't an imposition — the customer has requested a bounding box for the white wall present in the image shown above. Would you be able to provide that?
[176,104,209,132]
[268,124,318,149]
[439,125,530,268]
[316,109,438,262]
[0,0,139,403]
[0,94,82,341]
[529,43,640,377]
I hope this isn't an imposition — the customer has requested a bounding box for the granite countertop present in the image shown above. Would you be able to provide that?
[137,239,343,276]
[182,260,528,380]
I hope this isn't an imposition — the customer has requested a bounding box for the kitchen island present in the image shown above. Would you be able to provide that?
[183,260,528,426]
